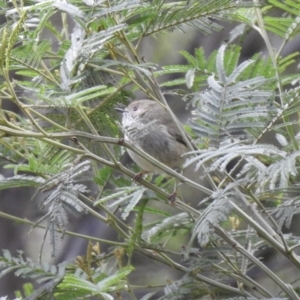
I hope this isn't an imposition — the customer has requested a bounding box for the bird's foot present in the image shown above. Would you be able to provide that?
[168,190,177,205]
[134,171,149,181]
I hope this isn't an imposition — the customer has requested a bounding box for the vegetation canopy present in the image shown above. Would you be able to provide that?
[0,0,300,299]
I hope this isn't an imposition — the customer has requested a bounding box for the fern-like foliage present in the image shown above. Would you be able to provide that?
[181,45,300,252]
[184,45,277,147]
[142,212,192,243]
[0,247,134,300]
[187,188,235,248]
[0,175,44,190]
[2,0,300,299]
[35,160,90,257]
[161,276,208,300]
[94,185,147,220]
[264,0,300,39]
[55,266,133,300]
[274,193,300,229]
[0,250,65,300]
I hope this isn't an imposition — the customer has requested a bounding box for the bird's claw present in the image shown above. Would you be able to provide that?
[134,171,149,181]
[168,191,177,205]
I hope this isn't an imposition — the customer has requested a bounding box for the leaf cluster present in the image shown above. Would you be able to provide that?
[1,0,300,299]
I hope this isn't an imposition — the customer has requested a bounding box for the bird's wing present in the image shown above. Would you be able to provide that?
[167,123,188,147]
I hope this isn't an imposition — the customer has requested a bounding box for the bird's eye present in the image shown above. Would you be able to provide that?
[133,106,138,111]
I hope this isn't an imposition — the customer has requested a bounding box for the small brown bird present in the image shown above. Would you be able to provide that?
[116,99,189,173]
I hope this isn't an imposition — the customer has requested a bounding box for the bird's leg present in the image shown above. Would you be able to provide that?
[168,169,184,204]
[134,171,150,181]
[169,180,185,204]
[168,188,177,204]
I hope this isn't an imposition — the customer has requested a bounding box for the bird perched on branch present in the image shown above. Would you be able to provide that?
[115,99,189,174]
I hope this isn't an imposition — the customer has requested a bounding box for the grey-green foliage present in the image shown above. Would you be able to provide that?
[36,160,90,256]
[0,249,64,300]
[187,45,277,146]
[1,0,300,299]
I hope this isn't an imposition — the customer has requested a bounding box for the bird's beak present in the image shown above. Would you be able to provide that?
[115,107,125,113]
